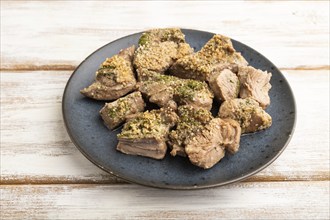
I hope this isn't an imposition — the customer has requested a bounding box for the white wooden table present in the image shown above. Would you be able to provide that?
[1,1,329,219]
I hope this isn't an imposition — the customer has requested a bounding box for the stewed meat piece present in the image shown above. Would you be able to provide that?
[134,41,178,73]
[80,46,136,100]
[237,66,272,109]
[208,69,240,101]
[138,71,178,109]
[168,106,213,157]
[169,34,248,81]
[138,28,186,45]
[134,28,193,74]
[139,71,214,110]
[185,118,241,169]
[99,91,145,130]
[218,98,272,133]
[117,108,178,159]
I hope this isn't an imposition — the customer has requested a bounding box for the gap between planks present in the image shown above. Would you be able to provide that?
[0,180,328,188]
[1,173,329,186]
[1,65,329,72]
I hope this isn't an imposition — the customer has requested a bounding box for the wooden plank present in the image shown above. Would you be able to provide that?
[0,70,329,184]
[1,1,329,70]
[1,182,329,219]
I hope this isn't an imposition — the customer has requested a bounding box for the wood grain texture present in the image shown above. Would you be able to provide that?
[1,2,329,219]
[1,70,329,184]
[1,1,329,70]
[1,182,329,220]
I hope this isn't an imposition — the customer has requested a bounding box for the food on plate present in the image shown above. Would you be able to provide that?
[185,118,241,169]
[117,108,178,159]
[138,70,214,110]
[208,68,240,101]
[81,28,273,169]
[169,34,248,81]
[99,91,145,130]
[218,98,272,133]
[138,28,186,45]
[237,66,272,109]
[80,46,136,100]
[168,105,213,157]
[134,28,193,73]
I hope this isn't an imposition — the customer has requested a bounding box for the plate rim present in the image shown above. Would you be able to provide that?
[62,28,297,190]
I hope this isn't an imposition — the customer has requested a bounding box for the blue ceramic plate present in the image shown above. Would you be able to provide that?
[62,29,296,189]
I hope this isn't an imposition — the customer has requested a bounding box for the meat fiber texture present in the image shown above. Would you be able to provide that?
[168,105,213,157]
[237,66,272,109]
[185,118,241,169]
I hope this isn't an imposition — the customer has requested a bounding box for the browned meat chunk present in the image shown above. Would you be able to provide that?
[134,28,193,74]
[218,98,272,133]
[168,106,213,157]
[80,46,136,100]
[208,69,240,101]
[237,66,272,109]
[185,118,241,169]
[117,108,178,159]
[99,92,145,130]
[139,71,213,110]
[170,34,248,81]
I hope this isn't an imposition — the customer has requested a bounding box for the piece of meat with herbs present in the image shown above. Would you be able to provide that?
[139,71,213,110]
[218,98,272,133]
[134,42,193,74]
[99,92,145,130]
[170,34,248,81]
[208,69,240,102]
[138,28,186,46]
[184,118,224,169]
[174,80,213,110]
[136,68,159,81]
[117,108,178,159]
[168,106,213,157]
[176,43,194,60]
[134,41,178,73]
[80,46,136,100]
[138,72,178,108]
[237,66,272,109]
[134,28,193,74]
[185,118,242,169]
